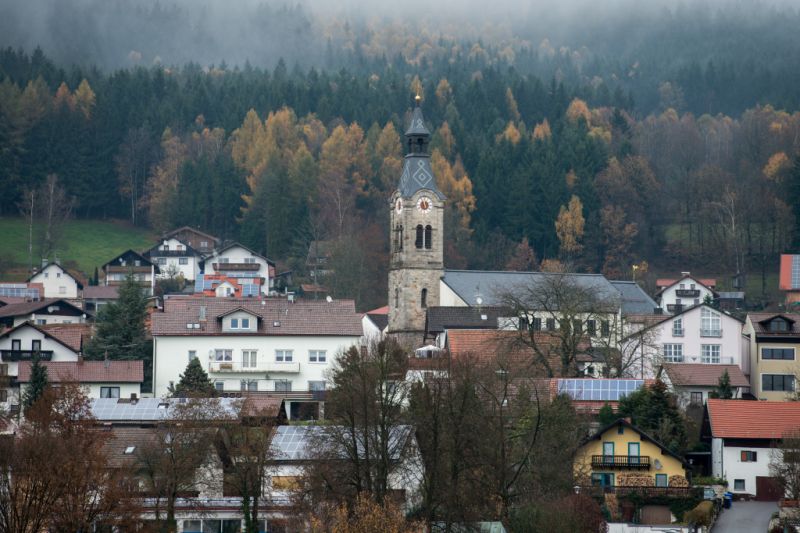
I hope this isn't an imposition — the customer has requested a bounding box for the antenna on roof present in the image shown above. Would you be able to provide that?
[326,295,333,303]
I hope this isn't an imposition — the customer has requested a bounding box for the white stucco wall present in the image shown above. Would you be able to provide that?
[151,238,201,282]
[712,438,777,496]
[205,246,272,292]
[29,264,80,299]
[152,334,360,397]
[12,312,86,327]
[0,325,80,378]
[659,277,715,312]
[438,281,467,306]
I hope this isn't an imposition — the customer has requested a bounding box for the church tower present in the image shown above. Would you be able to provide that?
[387,96,445,346]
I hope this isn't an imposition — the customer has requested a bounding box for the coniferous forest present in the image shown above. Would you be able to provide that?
[3,0,800,310]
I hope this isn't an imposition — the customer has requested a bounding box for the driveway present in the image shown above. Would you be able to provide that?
[713,501,777,532]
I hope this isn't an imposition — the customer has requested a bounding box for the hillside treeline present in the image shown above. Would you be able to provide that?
[2,48,800,310]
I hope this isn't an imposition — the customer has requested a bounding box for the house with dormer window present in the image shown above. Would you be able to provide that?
[151,296,362,419]
[745,312,800,401]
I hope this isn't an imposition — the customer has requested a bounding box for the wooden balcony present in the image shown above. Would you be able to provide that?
[1,350,54,361]
[579,485,702,499]
[666,304,683,313]
[591,455,651,469]
[209,361,301,373]
[675,289,700,298]
[212,262,260,271]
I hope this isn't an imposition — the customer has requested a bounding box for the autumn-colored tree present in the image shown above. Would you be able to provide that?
[410,75,424,100]
[566,98,591,124]
[505,87,521,123]
[435,78,452,108]
[555,195,585,259]
[600,205,638,279]
[532,119,552,141]
[310,493,421,533]
[73,79,96,119]
[53,81,75,111]
[146,128,187,232]
[505,237,538,271]
[497,121,521,145]
[371,122,402,196]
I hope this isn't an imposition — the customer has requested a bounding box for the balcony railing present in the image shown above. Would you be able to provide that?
[209,361,301,373]
[579,485,702,499]
[212,262,260,271]
[591,455,651,469]
[666,304,683,313]
[675,289,700,298]
[1,350,54,361]
[700,328,723,338]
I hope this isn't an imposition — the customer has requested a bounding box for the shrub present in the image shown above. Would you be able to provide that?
[684,500,714,526]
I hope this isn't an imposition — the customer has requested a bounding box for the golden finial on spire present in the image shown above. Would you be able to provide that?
[415,94,422,105]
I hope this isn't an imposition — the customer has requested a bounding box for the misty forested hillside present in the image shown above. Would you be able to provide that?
[2,0,800,310]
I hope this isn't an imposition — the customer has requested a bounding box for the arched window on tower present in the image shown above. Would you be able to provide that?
[394,224,404,252]
[415,225,424,249]
[421,288,428,308]
[424,225,432,249]
[399,225,403,250]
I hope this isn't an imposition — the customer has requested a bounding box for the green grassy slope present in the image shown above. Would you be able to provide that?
[0,218,156,279]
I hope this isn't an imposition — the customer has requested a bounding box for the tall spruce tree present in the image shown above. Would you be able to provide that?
[172,358,216,397]
[714,369,734,399]
[22,356,48,411]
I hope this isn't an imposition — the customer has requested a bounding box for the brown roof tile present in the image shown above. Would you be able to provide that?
[0,298,86,319]
[748,312,800,337]
[152,296,363,337]
[707,398,800,439]
[17,360,144,383]
[662,363,749,387]
[83,285,120,299]
[39,323,93,351]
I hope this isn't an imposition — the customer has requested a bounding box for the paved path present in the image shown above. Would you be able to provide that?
[713,501,777,532]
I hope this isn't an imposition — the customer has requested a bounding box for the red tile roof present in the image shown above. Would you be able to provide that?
[707,399,800,439]
[152,296,362,336]
[366,305,389,315]
[0,298,86,319]
[83,285,120,299]
[662,364,750,388]
[656,277,716,288]
[39,323,93,352]
[17,360,144,383]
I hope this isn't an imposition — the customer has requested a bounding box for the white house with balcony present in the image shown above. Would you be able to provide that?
[656,273,717,314]
[151,296,363,419]
[145,238,203,282]
[204,243,275,295]
[27,262,83,299]
[621,303,747,379]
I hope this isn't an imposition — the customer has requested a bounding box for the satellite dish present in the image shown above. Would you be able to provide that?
[476,296,483,305]
[654,459,663,470]
[326,295,333,303]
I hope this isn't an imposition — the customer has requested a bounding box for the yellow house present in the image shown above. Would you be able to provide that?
[575,419,688,488]
[745,313,800,401]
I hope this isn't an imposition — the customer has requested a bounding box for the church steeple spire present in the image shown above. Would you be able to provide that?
[397,97,444,200]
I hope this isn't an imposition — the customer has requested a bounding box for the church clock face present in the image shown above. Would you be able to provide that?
[416,196,432,213]
[395,198,403,214]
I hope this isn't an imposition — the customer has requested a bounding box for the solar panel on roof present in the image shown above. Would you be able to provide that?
[556,379,644,402]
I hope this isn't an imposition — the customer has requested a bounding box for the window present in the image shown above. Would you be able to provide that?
[58,286,66,294]
[275,380,292,392]
[179,257,188,265]
[219,257,229,263]
[32,340,41,352]
[230,318,239,329]
[421,288,428,308]
[587,319,596,336]
[200,240,209,248]
[415,225,424,248]
[394,288,399,308]
[770,318,789,332]
[655,474,668,487]
[546,318,556,331]
[672,318,684,336]
[188,350,197,362]
[214,349,233,362]
[241,318,250,329]
[56,272,61,278]
[309,380,326,391]
[601,320,610,336]
[663,344,684,363]
[424,225,432,249]
[741,450,758,462]
[214,381,225,391]
[762,348,795,360]
[242,350,258,368]
[572,319,583,333]
[11,339,20,351]
[617,425,624,435]
[532,317,542,331]
[734,479,745,491]
[690,392,703,405]
[701,307,721,337]
[157,257,167,265]
[763,374,795,392]
[591,473,614,487]
[0,390,7,402]
[276,350,293,362]
[679,283,685,289]
[100,387,120,398]
[240,380,258,392]
[309,350,326,363]
[36,319,46,325]
[701,344,721,364]
[44,272,49,278]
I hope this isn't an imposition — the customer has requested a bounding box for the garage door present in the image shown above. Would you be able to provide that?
[640,505,672,524]
[756,476,783,501]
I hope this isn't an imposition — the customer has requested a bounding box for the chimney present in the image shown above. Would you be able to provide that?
[681,271,690,277]
[130,393,138,404]
[654,307,663,315]
[77,354,84,365]
[41,258,48,268]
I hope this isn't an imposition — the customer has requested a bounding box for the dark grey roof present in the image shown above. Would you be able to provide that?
[610,281,658,315]
[270,424,413,461]
[405,105,431,136]
[366,312,388,331]
[398,155,445,199]
[425,306,510,335]
[441,270,620,308]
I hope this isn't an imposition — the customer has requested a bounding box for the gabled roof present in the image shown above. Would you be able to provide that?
[610,281,658,315]
[17,360,144,383]
[216,306,263,320]
[656,275,717,295]
[365,313,388,332]
[162,226,219,243]
[707,399,800,439]
[584,418,688,465]
[211,242,275,266]
[425,306,510,336]
[661,364,749,388]
[144,240,200,258]
[83,285,119,299]
[153,296,363,336]
[624,303,742,340]
[748,312,800,337]
[101,249,157,270]
[0,298,89,319]
[441,270,620,308]
[39,323,93,351]
[28,262,84,288]
[0,321,83,354]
